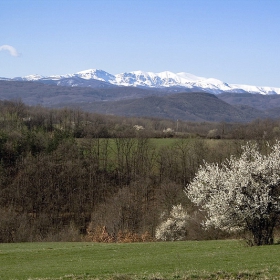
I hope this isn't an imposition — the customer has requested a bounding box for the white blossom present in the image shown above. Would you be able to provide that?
[187,141,280,245]
[163,128,174,133]
[133,125,144,131]
[155,204,189,241]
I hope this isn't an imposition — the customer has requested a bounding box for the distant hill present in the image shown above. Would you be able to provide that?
[218,92,280,111]
[217,93,280,119]
[62,92,269,123]
[0,80,279,122]
[0,80,166,105]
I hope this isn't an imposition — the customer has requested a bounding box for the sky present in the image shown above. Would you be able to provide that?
[1,0,280,87]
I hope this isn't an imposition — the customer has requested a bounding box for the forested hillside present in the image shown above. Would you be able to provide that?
[1,80,280,122]
[1,100,280,242]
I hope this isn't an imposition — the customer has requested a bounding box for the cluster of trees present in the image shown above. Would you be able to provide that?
[1,99,280,140]
[155,141,280,246]
[0,100,280,244]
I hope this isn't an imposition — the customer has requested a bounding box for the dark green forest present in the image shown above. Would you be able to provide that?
[1,100,280,243]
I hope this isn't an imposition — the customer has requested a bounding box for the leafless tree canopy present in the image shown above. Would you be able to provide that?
[0,100,279,242]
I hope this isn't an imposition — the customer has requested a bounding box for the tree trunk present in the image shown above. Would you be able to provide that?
[249,218,275,246]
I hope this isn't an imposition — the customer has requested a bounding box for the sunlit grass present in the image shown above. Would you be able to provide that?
[1,240,280,279]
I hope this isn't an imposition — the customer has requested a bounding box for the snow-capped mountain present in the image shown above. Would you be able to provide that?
[9,69,280,95]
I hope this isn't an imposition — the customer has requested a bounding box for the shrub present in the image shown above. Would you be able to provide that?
[85,225,153,243]
[155,204,189,241]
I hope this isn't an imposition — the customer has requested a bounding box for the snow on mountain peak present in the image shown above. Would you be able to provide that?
[114,70,206,88]
[23,74,45,81]
[115,71,160,87]
[176,72,205,82]
[8,69,280,95]
[75,69,115,83]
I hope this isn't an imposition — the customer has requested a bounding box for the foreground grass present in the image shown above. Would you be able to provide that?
[1,240,280,280]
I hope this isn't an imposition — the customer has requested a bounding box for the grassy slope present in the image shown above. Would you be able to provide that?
[1,240,280,280]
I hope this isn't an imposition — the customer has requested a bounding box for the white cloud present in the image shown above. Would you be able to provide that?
[0,45,20,57]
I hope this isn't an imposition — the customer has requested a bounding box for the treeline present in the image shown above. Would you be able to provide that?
[0,100,280,242]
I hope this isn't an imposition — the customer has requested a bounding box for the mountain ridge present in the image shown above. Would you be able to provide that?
[1,80,280,122]
[4,68,280,95]
[58,91,270,123]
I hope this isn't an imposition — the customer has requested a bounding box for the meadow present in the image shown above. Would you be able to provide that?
[1,240,280,280]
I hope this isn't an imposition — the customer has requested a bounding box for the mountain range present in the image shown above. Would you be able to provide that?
[1,69,280,123]
[6,69,280,95]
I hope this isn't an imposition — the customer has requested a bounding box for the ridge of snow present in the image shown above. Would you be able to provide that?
[22,74,45,81]
[9,69,280,95]
[74,69,115,83]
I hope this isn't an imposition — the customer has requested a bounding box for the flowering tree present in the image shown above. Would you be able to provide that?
[155,204,189,241]
[187,141,280,246]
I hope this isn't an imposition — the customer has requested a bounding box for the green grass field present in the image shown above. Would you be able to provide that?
[1,240,280,280]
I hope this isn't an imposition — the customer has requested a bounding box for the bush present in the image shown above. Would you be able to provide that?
[155,204,189,241]
[85,225,153,243]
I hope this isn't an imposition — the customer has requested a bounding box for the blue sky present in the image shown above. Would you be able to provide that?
[1,0,280,87]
